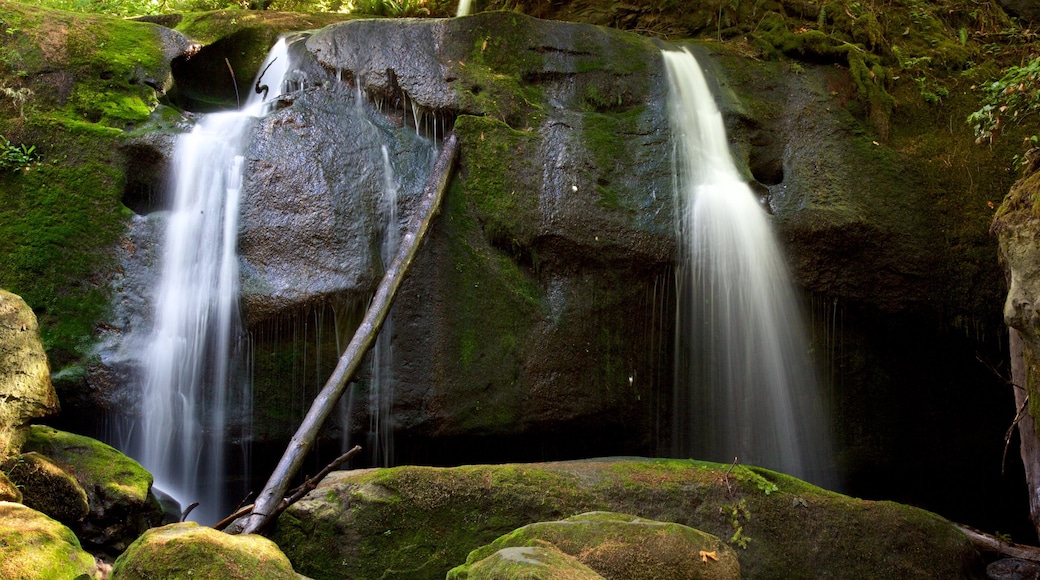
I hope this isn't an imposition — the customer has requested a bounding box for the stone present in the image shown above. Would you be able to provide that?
[111,522,299,580]
[449,511,740,580]
[458,545,605,580]
[272,458,983,579]
[21,425,165,555]
[0,468,21,502]
[0,289,58,456]
[0,501,98,580]
[1,451,89,526]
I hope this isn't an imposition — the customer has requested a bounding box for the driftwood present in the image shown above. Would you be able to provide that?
[231,133,459,535]
[214,445,361,531]
[956,524,1040,562]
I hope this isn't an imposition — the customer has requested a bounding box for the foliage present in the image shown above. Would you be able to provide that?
[0,135,35,172]
[968,56,1040,147]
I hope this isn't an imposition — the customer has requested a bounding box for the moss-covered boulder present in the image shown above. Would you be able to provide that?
[21,425,164,554]
[0,289,58,457]
[456,545,606,580]
[111,522,299,580]
[0,467,20,502]
[449,511,740,580]
[1,451,89,525]
[271,459,982,579]
[0,501,98,580]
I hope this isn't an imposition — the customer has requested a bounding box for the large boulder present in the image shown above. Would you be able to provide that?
[271,458,983,579]
[0,289,58,456]
[111,522,299,580]
[449,511,741,580]
[20,425,165,555]
[0,501,98,580]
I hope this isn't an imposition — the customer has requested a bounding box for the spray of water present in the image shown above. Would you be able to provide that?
[132,38,297,523]
[664,47,836,486]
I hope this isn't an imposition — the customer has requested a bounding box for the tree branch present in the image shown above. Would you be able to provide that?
[230,133,459,535]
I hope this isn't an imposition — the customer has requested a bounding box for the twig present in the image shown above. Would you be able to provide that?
[1004,394,1031,476]
[225,58,240,109]
[180,501,200,522]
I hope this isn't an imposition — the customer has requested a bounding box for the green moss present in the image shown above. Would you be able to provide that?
[22,425,153,505]
[0,502,97,580]
[113,522,298,580]
[275,459,981,580]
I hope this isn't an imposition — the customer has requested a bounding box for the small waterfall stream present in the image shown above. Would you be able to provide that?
[130,38,297,523]
[664,48,836,486]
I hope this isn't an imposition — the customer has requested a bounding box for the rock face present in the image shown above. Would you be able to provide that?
[0,501,98,580]
[271,458,983,580]
[86,10,1017,536]
[0,289,58,456]
[20,425,165,555]
[449,511,741,580]
[111,522,299,580]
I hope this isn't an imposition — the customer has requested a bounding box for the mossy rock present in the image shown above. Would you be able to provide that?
[0,468,21,502]
[449,511,740,580]
[111,522,298,580]
[0,288,58,456]
[456,545,606,580]
[272,459,983,579]
[0,501,98,580]
[21,425,164,554]
[1,451,89,526]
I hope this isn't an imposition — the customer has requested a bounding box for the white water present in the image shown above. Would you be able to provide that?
[132,39,295,524]
[457,0,471,17]
[368,145,400,466]
[664,48,835,486]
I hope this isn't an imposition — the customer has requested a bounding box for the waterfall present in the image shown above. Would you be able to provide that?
[664,47,836,487]
[368,145,400,466]
[457,0,472,17]
[131,38,297,524]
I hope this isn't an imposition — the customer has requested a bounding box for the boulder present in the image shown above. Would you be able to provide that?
[21,425,165,555]
[0,468,20,502]
[457,545,605,580]
[1,451,89,526]
[449,511,740,580]
[271,458,983,579]
[111,522,299,580]
[0,501,98,580]
[0,289,58,456]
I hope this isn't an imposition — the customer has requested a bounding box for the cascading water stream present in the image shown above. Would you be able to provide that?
[131,38,297,524]
[368,144,400,466]
[664,48,836,487]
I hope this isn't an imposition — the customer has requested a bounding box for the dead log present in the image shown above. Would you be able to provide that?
[230,132,459,535]
[956,524,1040,562]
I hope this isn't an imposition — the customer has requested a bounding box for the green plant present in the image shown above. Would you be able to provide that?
[0,136,38,172]
[968,56,1040,145]
[720,499,751,549]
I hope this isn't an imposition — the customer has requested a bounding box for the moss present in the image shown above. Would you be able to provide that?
[112,522,298,580]
[450,545,605,580]
[274,459,982,580]
[0,501,97,580]
[174,9,355,46]
[22,425,153,505]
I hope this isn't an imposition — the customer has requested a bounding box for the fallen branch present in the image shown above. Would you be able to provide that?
[214,445,361,532]
[956,524,1040,562]
[231,133,459,535]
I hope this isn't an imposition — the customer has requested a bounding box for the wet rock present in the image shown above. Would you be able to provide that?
[0,501,98,580]
[111,522,299,580]
[987,557,1040,580]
